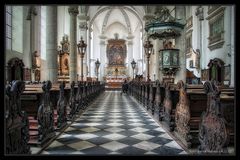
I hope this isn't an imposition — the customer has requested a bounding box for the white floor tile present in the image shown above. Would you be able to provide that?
[100,141,128,151]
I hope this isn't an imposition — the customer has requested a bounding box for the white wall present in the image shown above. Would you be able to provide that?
[12,6,23,53]
[5,6,30,68]
[57,6,70,45]
[186,6,234,84]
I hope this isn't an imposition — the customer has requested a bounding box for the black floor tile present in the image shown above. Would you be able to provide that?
[151,146,183,155]
[148,136,173,145]
[117,146,147,155]
[86,137,113,145]
[80,146,111,155]
[56,136,82,145]
[117,137,143,146]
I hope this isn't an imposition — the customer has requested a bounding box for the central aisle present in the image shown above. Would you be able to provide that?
[41,91,187,155]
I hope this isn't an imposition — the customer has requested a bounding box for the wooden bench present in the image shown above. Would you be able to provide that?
[198,81,234,153]
[152,80,165,121]
[144,82,150,109]
[149,82,156,115]
[141,82,146,105]
[174,80,234,149]
[160,82,179,132]
[5,80,31,154]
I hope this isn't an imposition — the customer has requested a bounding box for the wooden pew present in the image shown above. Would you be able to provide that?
[141,82,146,105]
[5,80,31,154]
[174,80,234,149]
[173,81,205,148]
[144,82,150,109]
[21,81,70,145]
[36,81,56,145]
[56,82,67,130]
[149,82,156,115]
[68,81,77,120]
[198,81,234,153]
[153,80,165,121]
[138,82,143,103]
[161,82,179,132]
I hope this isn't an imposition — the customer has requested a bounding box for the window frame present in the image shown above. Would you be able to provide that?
[6,6,12,50]
[206,6,225,50]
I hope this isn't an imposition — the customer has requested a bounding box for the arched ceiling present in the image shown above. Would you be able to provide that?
[89,6,144,35]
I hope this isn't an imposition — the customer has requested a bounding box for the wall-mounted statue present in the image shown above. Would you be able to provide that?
[58,35,70,77]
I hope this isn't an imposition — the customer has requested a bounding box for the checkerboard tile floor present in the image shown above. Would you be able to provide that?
[40,91,187,155]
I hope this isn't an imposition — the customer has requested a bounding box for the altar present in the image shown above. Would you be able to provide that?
[104,33,129,89]
[105,75,128,89]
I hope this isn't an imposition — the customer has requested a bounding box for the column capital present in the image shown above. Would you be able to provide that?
[79,21,88,30]
[68,6,79,16]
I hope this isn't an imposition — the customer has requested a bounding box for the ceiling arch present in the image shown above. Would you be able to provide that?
[101,8,113,34]
[119,8,132,34]
[89,6,143,35]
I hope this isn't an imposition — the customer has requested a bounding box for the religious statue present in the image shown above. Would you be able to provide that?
[64,58,69,70]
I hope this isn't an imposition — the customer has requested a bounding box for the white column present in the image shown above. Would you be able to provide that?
[230,6,235,87]
[78,10,89,78]
[99,36,106,81]
[24,6,31,68]
[175,6,186,83]
[153,39,160,81]
[46,6,58,83]
[175,28,186,84]
[68,6,79,82]
[25,6,38,81]
[127,39,134,79]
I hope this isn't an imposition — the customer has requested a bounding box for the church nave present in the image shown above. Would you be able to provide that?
[4,5,235,156]
[40,91,187,155]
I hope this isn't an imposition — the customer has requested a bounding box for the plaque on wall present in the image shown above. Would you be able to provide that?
[201,69,209,81]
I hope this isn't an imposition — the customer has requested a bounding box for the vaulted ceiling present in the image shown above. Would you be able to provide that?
[88,6,145,36]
